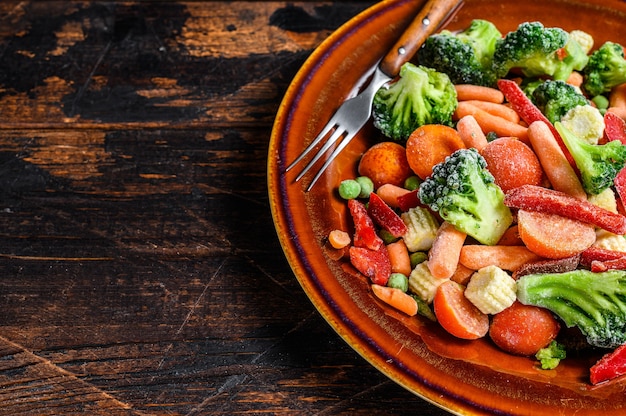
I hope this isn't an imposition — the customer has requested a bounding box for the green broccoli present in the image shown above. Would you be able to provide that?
[492,22,588,81]
[582,41,626,97]
[517,269,626,349]
[372,63,457,143]
[417,19,501,87]
[417,148,513,245]
[555,121,626,195]
[535,340,566,370]
[531,80,588,124]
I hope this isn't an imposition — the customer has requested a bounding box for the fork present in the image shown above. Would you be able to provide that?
[285,0,464,191]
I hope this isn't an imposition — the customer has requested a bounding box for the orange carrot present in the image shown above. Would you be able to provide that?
[428,222,467,279]
[459,245,543,272]
[405,124,466,180]
[609,83,626,109]
[459,100,520,124]
[456,115,489,151]
[496,225,523,246]
[328,229,351,249]
[387,239,412,276]
[454,101,529,144]
[455,84,504,103]
[433,280,489,339]
[450,263,475,286]
[376,183,411,209]
[516,210,596,259]
[527,120,587,200]
[371,284,418,316]
[566,71,583,88]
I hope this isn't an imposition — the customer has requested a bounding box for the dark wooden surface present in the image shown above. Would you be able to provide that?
[0,2,452,414]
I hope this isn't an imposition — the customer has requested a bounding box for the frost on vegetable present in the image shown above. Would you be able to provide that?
[418,148,513,246]
[464,265,517,315]
[401,206,439,252]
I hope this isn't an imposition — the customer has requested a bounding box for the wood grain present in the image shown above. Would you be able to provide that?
[0,1,450,414]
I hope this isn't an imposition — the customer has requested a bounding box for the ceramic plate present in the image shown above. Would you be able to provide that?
[268,0,626,414]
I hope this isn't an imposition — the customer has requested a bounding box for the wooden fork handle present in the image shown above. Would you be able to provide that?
[379,0,464,77]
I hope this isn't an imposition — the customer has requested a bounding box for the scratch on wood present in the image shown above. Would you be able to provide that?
[0,334,138,412]
[68,40,112,117]
[0,254,114,261]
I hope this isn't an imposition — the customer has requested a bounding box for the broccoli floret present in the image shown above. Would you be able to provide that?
[555,121,626,195]
[517,269,626,349]
[417,19,501,86]
[372,63,457,143]
[493,22,588,81]
[418,148,513,245]
[535,340,566,370]
[582,41,626,97]
[531,80,588,124]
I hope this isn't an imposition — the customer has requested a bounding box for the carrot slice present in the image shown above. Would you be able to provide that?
[517,210,596,259]
[480,137,543,193]
[405,124,465,180]
[371,284,418,316]
[433,280,489,340]
[489,301,560,356]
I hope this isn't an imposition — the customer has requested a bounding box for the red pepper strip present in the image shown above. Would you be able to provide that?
[606,112,626,206]
[349,245,391,286]
[497,79,577,168]
[348,199,383,251]
[512,254,580,279]
[367,192,408,238]
[580,246,626,269]
[605,111,626,144]
[397,189,421,212]
[505,185,626,235]
[590,343,626,385]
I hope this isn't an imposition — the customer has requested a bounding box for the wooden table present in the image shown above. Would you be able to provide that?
[0,2,451,414]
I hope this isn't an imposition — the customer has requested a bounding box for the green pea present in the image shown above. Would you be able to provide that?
[592,94,610,110]
[356,176,374,198]
[378,229,398,244]
[387,273,409,292]
[410,252,428,268]
[404,175,421,191]
[338,179,361,199]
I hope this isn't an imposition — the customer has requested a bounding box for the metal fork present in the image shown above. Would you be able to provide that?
[285,0,464,191]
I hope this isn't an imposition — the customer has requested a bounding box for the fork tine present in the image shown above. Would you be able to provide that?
[285,115,338,172]
[305,128,358,192]
[294,126,346,182]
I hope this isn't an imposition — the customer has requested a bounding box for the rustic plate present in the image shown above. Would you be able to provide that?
[268,0,626,414]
